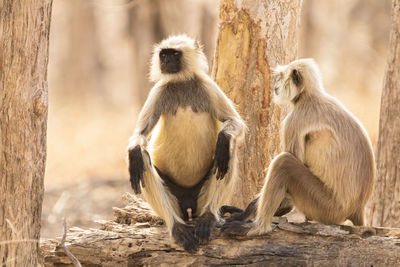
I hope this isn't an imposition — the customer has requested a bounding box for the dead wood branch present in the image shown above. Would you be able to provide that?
[40,193,400,266]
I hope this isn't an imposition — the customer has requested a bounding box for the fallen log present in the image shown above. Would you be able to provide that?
[40,193,400,266]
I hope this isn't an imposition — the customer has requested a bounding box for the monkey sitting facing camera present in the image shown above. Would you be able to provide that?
[222,58,375,236]
[127,35,245,252]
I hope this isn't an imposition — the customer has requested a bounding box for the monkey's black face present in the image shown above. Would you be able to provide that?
[160,48,183,74]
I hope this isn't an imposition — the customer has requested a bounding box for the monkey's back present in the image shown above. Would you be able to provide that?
[288,94,375,212]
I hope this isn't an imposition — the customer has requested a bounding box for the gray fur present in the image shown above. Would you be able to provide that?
[140,76,213,136]
[156,76,213,115]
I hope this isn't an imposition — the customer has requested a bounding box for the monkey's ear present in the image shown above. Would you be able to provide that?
[291,69,303,87]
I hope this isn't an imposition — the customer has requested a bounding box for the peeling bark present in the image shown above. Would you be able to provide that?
[213,0,303,208]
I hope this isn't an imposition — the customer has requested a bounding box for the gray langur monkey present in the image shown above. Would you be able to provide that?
[222,58,375,236]
[128,35,245,251]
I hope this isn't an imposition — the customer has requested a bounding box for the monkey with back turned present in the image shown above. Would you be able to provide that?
[222,59,375,236]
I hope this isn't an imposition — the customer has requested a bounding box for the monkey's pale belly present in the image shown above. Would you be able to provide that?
[149,108,219,188]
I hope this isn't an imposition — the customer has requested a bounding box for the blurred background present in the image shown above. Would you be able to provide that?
[41,0,391,238]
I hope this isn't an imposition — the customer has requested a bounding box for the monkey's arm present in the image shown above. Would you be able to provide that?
[211,86,245,139]
[204,78,246,179]
[128,84,162,194]
[128,85,162,149]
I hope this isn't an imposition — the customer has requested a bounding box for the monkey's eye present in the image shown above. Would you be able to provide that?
[174,51,180,56]
[160,53,166,58]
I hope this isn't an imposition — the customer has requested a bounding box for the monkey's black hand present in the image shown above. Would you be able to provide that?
[214,131,231,180]
[172,222,198,253]
[194,212,217,244]
[128,145,145,194]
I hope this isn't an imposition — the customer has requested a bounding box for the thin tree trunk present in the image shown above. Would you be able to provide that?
[213,0,303,208]
[0,0,52,266]
[367,0,400,227]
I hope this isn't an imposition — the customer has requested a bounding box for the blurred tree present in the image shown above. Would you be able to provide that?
[367,0,400,227]
[0,0,52,266]
[213,0,303,208]
[49,0,217,106]
[49,0,100,99]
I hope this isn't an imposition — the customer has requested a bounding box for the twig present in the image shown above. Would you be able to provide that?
[61,218,82,267]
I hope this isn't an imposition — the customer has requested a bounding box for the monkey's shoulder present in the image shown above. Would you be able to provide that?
[156,76,214,115]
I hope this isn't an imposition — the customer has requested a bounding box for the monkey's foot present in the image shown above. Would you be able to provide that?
[219,205,244,216]
[222,198,259,223]
[225,210,250,223]
[194,212,217,244]
[274,197,293,217]
[220,206,249,223]
[221,221,254,236]
[274,205,293,217]
[172,223,198,253]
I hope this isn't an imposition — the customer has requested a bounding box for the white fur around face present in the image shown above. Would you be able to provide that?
[150,35,209,83]
[272,64,297,105]
[272,58,323,106]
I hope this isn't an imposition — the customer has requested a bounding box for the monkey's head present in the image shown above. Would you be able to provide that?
[150,35,209,83]
[272,58,323,106]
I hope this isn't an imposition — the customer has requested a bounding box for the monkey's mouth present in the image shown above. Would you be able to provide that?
[161,63,181,74]
[164,68,180,74]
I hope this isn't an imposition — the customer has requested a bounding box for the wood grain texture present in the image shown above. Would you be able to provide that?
[367,0,400,227]
[41,194,400,266]
[0,0,52,266]
[212,0,303,208]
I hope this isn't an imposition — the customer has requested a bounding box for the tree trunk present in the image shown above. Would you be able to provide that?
[367,0,400,227]
[40,194,400,267]
[49,0,99,99]
[0,0,52,266]
[213,0,303,208]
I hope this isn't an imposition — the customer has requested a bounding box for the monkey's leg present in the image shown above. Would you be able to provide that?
[193,169,235,243]
[195,161,240,243]
[252,152,346,234]
[193,177,219,244]
[140,154,198,252]
[223,152,345,236]
[194,133,241,244]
